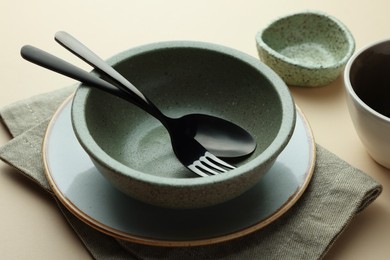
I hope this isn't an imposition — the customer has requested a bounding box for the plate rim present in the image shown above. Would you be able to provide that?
[42,94,316,247]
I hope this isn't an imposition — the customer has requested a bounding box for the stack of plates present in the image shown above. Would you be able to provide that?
[43,96,315,246]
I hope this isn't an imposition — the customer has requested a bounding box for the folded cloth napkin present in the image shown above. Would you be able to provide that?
[0,86,382,260]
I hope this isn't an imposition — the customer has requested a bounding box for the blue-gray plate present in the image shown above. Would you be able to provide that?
[43,96,315,246]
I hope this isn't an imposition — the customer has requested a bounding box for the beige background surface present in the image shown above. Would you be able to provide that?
[1,0,390,259]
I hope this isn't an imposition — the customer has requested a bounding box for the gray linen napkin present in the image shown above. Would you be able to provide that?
[0,86,382,259]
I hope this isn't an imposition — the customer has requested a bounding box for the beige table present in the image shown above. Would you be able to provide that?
[1,1,389,259]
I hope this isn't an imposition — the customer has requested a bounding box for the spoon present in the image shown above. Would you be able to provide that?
[21,38,256,158]
[21,45,239,176]
[53,32,256,158]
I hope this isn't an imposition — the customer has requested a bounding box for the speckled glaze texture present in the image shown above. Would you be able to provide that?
[255,11,355,87]
[71,41,296,209]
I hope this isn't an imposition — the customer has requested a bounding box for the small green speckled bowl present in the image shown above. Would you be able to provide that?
[255,11,355,87]
[72,41,296,209]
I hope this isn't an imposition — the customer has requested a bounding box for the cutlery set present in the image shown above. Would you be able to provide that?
[21,32,256,176]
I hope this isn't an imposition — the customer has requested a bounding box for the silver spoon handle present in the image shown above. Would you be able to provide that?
[55,31,148,104]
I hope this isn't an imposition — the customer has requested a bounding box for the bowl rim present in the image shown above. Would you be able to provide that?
[71,40,296,188]
[255,10,356,70]
[344,37,390,123]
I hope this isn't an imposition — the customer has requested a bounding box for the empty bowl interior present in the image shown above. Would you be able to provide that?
[81,47,283,179]
[349,40,390,118]
[261,13,351,67]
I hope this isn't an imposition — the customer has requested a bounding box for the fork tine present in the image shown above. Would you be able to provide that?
[199,156,227,173]
[187,152,236,177]
[188,161,220,176]
[188,163,210,177]
[196,162,221,175]
[205,152,236,170]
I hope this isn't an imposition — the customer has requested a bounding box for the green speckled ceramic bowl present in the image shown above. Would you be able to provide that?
[255,11,355,87]
[71,41,296,209]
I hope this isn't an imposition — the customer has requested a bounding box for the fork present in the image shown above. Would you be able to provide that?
[20,45,236,177]
[170,131,236,177]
